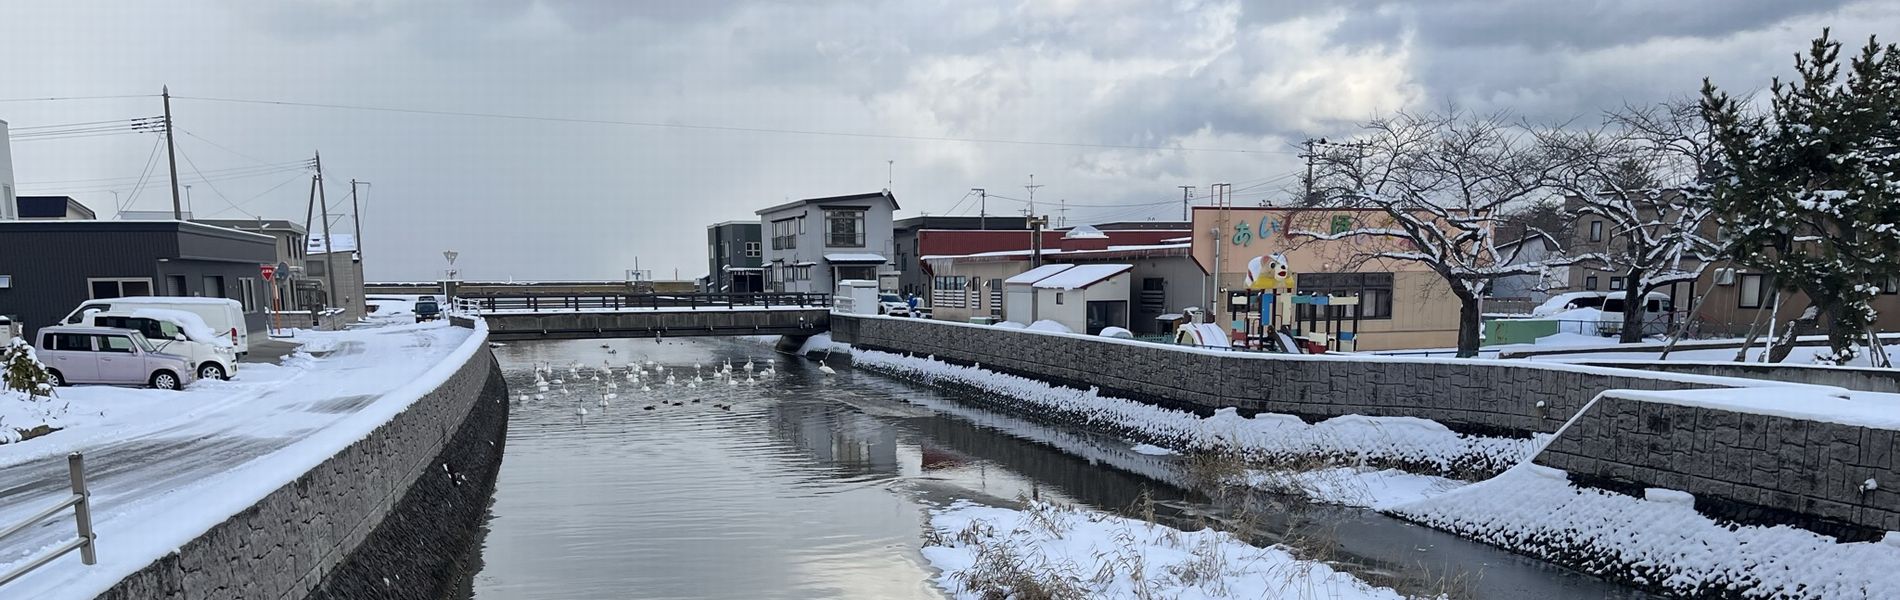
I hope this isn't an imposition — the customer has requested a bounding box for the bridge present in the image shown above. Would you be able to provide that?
[467,293,832,341]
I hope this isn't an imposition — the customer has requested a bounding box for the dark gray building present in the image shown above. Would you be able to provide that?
[0,220,276,337]
[705,220,763,293]
[892,215,1030,297]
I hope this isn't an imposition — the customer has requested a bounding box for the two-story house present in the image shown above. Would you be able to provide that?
[756,191,898,294]
[705,221,764,293]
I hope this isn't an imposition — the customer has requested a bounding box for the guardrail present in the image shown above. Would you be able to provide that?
[467,292,833,313]
[0,453,97,588]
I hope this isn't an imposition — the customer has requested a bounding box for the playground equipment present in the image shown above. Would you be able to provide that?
[1237,254,1361,353]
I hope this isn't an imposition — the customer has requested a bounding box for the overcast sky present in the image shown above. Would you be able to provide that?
[5,0,1893,281]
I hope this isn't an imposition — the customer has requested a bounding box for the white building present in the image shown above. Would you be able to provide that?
[1,119,16,220]
[756,190,898,294]
[1032,264,1132,334]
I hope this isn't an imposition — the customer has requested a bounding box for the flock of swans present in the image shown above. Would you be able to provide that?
[512,347,834,420]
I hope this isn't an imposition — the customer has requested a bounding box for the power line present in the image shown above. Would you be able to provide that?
[196,172,309,219]
[0,94,158,103]
[171,94,1300,155]
[117,135,167,214]
[176,144,255,218]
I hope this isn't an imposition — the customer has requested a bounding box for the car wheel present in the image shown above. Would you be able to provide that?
[199,363,228,381]
[48,369,66,387]
[150,370,181,391]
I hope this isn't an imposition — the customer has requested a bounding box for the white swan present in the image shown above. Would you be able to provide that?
[818,364,836,375]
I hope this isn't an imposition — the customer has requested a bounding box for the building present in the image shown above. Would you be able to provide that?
[1026,263,1133,334]
[305,233,366,322]
[13,195,97,220]
[0,119,14,221]
[892,215,1030,297]
[195,219,309,311]
[705,221,764,293]
[1489,230,1568,310]
[1190,206,1462,350]
[0,220,276,338]
[921,225,1204,334]
[756,190,898,294]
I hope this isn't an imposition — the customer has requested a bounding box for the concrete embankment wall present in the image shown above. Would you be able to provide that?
[1577,360,1900,393]
[97,323,508,599]
[831,314,1722,436]
[833,314,1900,538]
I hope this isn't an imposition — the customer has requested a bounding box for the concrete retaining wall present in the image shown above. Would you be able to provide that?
[1577,360,1900,393]
[484,308,826,340]
[833,314,1727,436]
[96,333,507,599]
[1536,391,1900,540]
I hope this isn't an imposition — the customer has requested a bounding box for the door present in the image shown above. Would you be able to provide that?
[94,334,145,384]
[42,333,99,382]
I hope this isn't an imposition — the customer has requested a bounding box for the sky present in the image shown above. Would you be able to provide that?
[3,0,1894,281]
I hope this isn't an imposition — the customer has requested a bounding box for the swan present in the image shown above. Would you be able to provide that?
[533,393,546,401]
[576,407,589,417]
[744,359,755,372]
[819,364,836,375]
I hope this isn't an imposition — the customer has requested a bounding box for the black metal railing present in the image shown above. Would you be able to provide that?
[472,292,833,313]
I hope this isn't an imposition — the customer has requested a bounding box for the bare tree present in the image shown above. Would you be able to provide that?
[1293,109,1595,357]
[1540,100,1721,343]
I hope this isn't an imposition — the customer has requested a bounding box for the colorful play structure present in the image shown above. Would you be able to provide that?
[1173,253,1362,353]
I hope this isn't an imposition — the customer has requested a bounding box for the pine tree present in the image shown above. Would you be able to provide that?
[2,337,55,399]
[1701,30,1900,364]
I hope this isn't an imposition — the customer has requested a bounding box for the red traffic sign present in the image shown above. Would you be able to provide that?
[259,264,277,281]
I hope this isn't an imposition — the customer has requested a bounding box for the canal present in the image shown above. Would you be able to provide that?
[465,337,1646,599]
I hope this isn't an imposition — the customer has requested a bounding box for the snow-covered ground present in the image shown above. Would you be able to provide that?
[1524,342,1900,367]
[0,320,480,599]
[854,349,1543,474]
[1391,464,1900,598]
[922,501,1414,600]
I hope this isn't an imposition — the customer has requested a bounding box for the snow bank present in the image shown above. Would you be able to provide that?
[855,349,1543,473]
[1249,467,1465,511]
[1097,326,1134,339]
[1533,332,1604,346]
[922,501,1409,600]
[1026,320,1072,333]
[994,321,1028,329]
[1392,464,1900,598]
[793,332,852,357]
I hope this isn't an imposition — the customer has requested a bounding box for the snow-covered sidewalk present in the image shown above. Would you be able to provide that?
[0,320,479,598]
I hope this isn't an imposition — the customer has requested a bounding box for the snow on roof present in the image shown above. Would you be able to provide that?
[1032,264,1132,289]
[824,253,888,263]
[1004,264,1074,285]
[920,242,1189,262]
[1062,224,1108,239]
[108,296,243,307]
[1160,236,1192,243]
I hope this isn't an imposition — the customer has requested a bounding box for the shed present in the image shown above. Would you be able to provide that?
[1001,264,1072,324]
[1030,264,1132,334]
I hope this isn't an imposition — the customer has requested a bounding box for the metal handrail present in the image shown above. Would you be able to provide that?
[0,453,97,588]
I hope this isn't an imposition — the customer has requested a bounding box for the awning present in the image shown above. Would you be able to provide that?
[824,253,888,264]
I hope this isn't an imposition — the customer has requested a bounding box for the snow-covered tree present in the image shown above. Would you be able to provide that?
[1701,30,1900,365]
[1541,101,1721,343]
[2,337,55,399]
[1294,109,1596,357]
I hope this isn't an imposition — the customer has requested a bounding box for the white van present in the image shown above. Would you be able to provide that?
[86,310,238,380]
[63,296,250,356]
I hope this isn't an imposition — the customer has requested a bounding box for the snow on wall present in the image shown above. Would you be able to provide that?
[855,349,1543,473]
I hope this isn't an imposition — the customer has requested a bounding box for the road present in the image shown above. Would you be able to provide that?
[0,321,474,599]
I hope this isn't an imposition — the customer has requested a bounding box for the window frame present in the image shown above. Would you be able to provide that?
[1609,276,1625,291]
[1588,220,1604,242]
[824,208,866,247]
[1585,275,1599,291]
[1739,273,1769,309]
[86,277,154,300]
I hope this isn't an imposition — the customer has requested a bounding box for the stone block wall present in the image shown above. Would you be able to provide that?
[1579,360,1900,393]
[97,337,503,599]
[1536,391,1900,539]
[834,315,1728,435]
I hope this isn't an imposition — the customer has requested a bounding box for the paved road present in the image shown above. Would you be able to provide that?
[240,337,302,364]
[0,322,472,598]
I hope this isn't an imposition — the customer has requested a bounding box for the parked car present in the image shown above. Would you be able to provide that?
[877,293,910,317]
[62,297,250,356]
[414,297,442,322]
[36,325,196,390]
[85,310,238,380]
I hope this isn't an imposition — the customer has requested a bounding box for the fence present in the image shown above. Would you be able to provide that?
[0,453,96,588]
[467,292,832,313]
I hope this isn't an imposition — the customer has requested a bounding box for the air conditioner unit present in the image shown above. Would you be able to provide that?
[1713,268,1736,286]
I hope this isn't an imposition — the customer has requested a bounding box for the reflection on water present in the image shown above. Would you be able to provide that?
[468,337,1643,600]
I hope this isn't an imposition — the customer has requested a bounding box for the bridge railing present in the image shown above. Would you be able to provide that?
[469,292,833,313]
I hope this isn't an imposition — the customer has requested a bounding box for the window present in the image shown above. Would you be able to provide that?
[1739,273,1769,309]
[771,218,799,250]
[1055,292,1065,305]
[745,242,761,257]
[239,278,259,312]
[1609,276,1624,291]
[307,259,327,276]
[825,209,865,247]
[1881,275,1899,295]
[97,316,175,340]
[166,275,187,296]
[87,278,153,300]
[203,275,227,299]
[1588,220,1604,242]
[720,241,730,259]
[1585,275,1599,291]
[96,335,136,353]
[1294,272,1394,320]
[47,333,92,352]
[1142,278,1165,292]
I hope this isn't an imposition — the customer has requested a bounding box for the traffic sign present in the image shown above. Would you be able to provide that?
[260,264,277,280]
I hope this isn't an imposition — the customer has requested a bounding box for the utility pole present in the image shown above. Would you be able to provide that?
[1299,138,1323,207]
[162,86,183,220]
[1027,215,1049,268]
[1024,174,1043,216]
[349,180,369,259]
[1058,199,1067,228]
[1178,185,1194,221]
[315,153,338,322]
[183,185,193,214]
[886,160,894,190]
[971,188,987,230]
